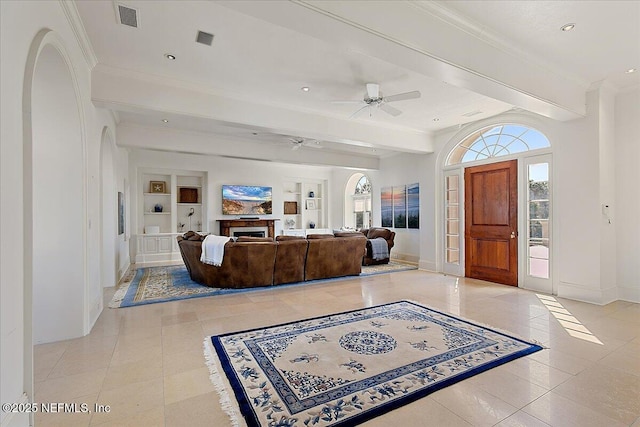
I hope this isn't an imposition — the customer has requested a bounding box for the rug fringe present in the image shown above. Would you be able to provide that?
[203,338,244,427]
[108,282,130,308]
[402,299,548,348]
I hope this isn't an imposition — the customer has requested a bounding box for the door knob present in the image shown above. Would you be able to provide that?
[510,231,516,239]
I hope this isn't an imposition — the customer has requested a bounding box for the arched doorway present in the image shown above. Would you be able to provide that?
[440,121,554,294]
[25,32,87,348]
[344,173,372,229]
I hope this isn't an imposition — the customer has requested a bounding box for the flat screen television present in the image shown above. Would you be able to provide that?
[222,185,272,215]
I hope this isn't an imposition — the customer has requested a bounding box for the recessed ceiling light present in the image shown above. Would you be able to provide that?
[301,86,310,92]
[561,23,576,32]
[164,53,176,60]
[626,68,637,74]
[161,119,169,123]
[433,118,440,122]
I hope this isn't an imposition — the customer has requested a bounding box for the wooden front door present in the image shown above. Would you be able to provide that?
[465,160,518,286]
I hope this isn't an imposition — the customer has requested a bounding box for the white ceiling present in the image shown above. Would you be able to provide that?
[75,0,639,165]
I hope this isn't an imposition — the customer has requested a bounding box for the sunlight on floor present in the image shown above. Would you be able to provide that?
[536,294,603,345]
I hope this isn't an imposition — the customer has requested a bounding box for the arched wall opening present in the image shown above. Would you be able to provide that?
[343,173,372,229]
[100,128,117,289]
[26,33,86,345]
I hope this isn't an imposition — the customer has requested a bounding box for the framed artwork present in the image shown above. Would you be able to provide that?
[393,185,406,228]
[407,183,420,229]
[381,186,393,227]
[117,191,125,235]
[149,181,166,193]
[306,199,316,210]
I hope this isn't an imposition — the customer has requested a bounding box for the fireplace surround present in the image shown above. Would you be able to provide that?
[217,219,278,238]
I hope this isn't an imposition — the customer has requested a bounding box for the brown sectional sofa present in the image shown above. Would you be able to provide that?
[176,232,366,288]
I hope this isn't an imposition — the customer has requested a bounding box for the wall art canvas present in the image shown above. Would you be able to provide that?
[117,191,125,235]
[381,186,393,227]
[407,183,419,229]
[393,185,406,228]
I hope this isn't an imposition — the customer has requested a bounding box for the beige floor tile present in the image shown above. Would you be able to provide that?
[91,378,164,425]
[466,366,549,408]
[35,368,107,403]
[101,356,163,391]
[164,366,215,405]
[91,405,164,427]
[33,268,640,427]
[494,410,551,427]
[161,311,199,327]
[34,393,97,427]
[364,396,471,426]
[522,391,627,427]
[430,381,518,426]
[552,364,640,424]
[164,391,227,427]
[163,347,208,376]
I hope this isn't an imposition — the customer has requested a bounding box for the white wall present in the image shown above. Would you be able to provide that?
[377,153,428,264]
[615,88,640,302]
[0,2,117,424]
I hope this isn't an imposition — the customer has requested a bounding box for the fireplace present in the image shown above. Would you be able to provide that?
[230,226,268,238]
[217,219,278,238]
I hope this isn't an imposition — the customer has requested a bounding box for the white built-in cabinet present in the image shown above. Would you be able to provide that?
[135,169,206,264]
[282,178,330,235]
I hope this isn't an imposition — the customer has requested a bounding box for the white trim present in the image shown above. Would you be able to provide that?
[58,0,98,68]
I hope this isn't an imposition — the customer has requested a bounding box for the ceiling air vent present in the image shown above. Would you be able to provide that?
[117,4,138,28]
[196,31,214,46]
[462,110,483,117]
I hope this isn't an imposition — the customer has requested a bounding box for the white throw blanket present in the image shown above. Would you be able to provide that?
[200,235,230,266]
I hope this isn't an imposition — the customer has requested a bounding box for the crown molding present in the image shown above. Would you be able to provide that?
[411,1,590,89]
[59,0,98,69]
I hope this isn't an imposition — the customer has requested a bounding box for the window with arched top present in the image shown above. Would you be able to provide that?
[344,173,372,229]
[446,124,550,165]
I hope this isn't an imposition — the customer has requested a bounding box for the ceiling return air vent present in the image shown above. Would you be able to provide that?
[196,31,214,46]
[116,3,138,28]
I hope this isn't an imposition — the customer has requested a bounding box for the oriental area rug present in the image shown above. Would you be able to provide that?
[109,263,416,308]
[204,300,542,427]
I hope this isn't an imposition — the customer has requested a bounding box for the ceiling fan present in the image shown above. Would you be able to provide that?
[288,137,323,150]
[333,83,421,118]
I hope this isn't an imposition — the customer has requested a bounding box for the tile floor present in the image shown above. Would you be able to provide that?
[34,269,640,426]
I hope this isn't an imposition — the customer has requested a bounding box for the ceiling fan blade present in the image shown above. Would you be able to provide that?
[331,100,365,104]
[380,103,402,117]
[366,83,379,99]
[291,143,301,150]
[349,104,370,119]
[384,90,421,103]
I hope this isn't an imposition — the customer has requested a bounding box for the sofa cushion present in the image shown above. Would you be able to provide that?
[236,236,274,242]
[276,235,306,241]
[367,228,393,240]
[334,231,364,238]
[306,234,335,239]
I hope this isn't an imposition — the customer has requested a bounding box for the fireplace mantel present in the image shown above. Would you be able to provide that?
[217,219,278,238]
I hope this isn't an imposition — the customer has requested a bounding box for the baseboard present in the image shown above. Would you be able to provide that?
[618,285,640,303]
[418,259,437,272]
[117,260,131,282]
[557,281,617,305]
[390,252,419,264]
[1,393,30,427]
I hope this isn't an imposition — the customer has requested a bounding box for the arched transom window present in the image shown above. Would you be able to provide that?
[447,124,550,165]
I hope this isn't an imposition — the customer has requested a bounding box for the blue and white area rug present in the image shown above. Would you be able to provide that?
[109,263,416,308]
[204,300,542,427]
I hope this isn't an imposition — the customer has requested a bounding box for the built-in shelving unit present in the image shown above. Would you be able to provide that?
[282,178,328,235]
[135,169,207,264]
